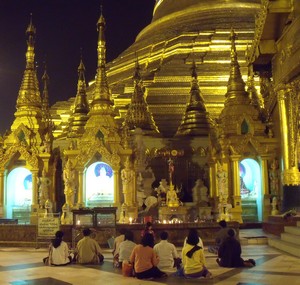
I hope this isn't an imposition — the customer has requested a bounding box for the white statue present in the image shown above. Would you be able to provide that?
[44,199,53,218]
[269,159,279,195]
[38,169,51,208]
[192,179,209,205]
[60,203,73,225]
[121,158,135,206]
[63,159,76,208]
[217,162,228,203]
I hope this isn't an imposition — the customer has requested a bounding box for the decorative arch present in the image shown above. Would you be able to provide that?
[0,144,39,169]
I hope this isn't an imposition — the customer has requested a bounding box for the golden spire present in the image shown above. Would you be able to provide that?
[91,6,113,111]
[41,60,52,130]
[68,54,89,137]
[175,60,211,136]
[225,28,250,106]
[16,14,42,110]
[123,59,159,133]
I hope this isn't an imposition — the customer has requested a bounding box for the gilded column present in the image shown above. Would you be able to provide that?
[30,170,39,224]
[230,155,243,223]
[277,87,290,171]
[0,171,4,217]
[276,83,300,211]
[113,170,120,206]
[261,156,271,220]
[77,169,84,207]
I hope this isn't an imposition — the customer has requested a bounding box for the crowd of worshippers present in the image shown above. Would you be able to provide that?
[43,220,255,280]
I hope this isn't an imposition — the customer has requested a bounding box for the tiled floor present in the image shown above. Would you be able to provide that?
[1,229,300,285]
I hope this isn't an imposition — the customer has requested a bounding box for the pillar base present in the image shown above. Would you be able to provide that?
[282,185,300,212]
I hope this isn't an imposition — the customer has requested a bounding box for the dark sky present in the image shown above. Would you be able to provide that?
[0,0,155,134]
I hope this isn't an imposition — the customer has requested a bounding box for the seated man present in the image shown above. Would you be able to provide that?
[118,230,136,267]
[112,228,126,267]
[76,228,104,264]
[154,231,180,272]
[217,229,255,268]
[208,220,230,254]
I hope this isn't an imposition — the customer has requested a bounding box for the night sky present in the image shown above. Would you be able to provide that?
[0,0,155,134]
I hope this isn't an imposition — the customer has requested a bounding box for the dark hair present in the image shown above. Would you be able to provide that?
[186,229,199,246]
[124,230,134,242]
[83,228,91,236]
[141,233,154,248]
[219,220,227,228]
[119,228,126,235]
[160,231,168,240]
[145,222,152,229]
[228,228,235,237]
[52,230,64,248]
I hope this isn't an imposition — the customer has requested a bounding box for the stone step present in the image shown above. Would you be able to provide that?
[268,238,300,257]
[281,232,300,246]
[284,226,300,236]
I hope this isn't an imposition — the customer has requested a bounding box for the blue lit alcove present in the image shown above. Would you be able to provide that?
[6,167,32,223]
[239,158,262,221]
[85,162,114,207]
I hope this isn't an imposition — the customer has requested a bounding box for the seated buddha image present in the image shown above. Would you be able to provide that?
[166,183,180,207]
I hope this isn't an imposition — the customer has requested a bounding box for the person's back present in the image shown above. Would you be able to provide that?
[154,231,178,272]
[76,228,103,264]
[48,231,72,266]
[181,229,212,278]
[118,230,136,264]
[113,229,126,257]
[218,234,243,267]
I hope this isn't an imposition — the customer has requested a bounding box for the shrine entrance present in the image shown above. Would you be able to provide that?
[239,158,262,222]
[85,162,114,207]
[6,167,32,224]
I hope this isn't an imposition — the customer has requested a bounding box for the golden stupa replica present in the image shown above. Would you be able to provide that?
[0,0,299,240]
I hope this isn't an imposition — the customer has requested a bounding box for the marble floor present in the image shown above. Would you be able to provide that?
[1,230,300,285]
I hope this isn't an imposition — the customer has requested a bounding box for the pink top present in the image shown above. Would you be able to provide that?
[130,244,159,273]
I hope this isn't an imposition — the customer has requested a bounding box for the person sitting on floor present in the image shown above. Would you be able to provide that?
[154,231,180,273]
[181,229,212,279]
[43,230,73,266]
[75,228,104,264]
[112,228,126,267]
[118,230,136,268]
[208,220,232,254]
[130,233,167,280]
[217,229,256,268]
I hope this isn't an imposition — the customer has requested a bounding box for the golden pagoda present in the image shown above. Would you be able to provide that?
[0,0,300,230]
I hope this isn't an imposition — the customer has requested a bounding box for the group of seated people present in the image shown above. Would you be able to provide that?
[43,227,103,266]
[43,220,256,280]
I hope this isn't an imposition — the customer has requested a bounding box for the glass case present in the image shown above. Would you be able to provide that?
[72,207,117,228]
[73,209,94,227]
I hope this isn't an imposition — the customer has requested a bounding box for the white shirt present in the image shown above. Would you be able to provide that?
[154,240,178,272]
[50,241,70,265]
[118,240,136,262]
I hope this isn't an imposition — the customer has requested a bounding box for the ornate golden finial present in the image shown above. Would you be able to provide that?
[68,52,89,137]
[175,62,211,136]
[16,14,41,110]
[225,28,249,105]
[123,59,159,133]
[91,6,113,110]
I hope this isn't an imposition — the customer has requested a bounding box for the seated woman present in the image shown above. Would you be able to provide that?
[118,230,136,267]
[43,230,73,266]
[217,229,256,268]
[130,233,167,280]
[181,229,212,279]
